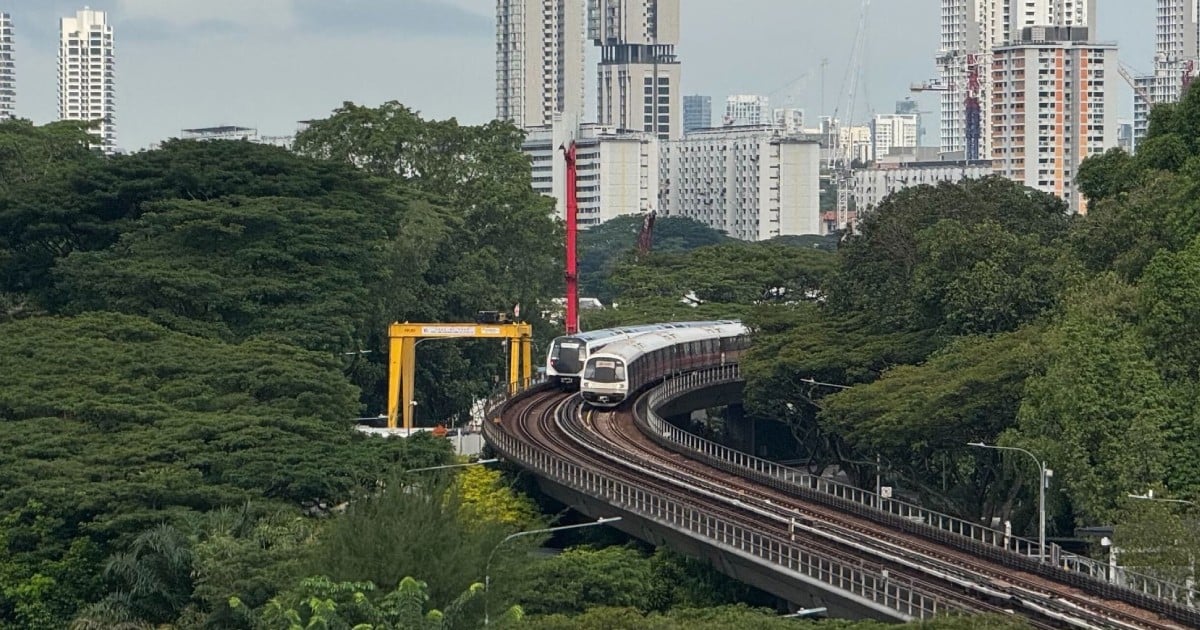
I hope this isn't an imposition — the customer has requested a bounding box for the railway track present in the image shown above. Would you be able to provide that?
[503,390,1005,622]
[494,387,1189,630]
[575,400,1183,630]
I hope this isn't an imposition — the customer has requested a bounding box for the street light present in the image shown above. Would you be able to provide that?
[800,376,851,390]
[405,458,499,474]
[484,516,623,626]
[801,378,883,501]
[1128,490,1196,505]
[968,442,1052,562]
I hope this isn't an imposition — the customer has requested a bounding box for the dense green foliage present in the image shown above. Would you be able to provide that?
[0,108,566,628]
[740,86,1200,571]
[582,236,837,330]
[577,215,731,303]
[8,79,1200,627]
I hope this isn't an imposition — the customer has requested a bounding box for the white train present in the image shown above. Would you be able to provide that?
[580,322,750,408]
[546,321,737,391]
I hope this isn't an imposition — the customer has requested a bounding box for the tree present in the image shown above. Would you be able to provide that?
[293,102,563,422]
[185,504,322,624]
[231,575,505,630]
[818,325,1047,515]
[1076,147,1138,203]
[1138,234,1200,379]
[0,139,385,306]
[0,313,445,625]
[54,196,396,352]
[307,472,536,611]
[609,242,835,306]
[740,304,937,475]
[830,177,1069,334]
[517,546,659,616]
[97,524,194,625]
[1010,274,1173,526]
[0,119,98,195]
[578,215,730,303]
[1113,499,1200,585]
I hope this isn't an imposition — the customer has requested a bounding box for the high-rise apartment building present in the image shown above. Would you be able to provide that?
[1132,0,1199,150]
[991,26,1117,214]
[661,127,821,240]
[0,12,14,119]
[590,0,682,140]
[871,114,920,160]
[523,114,659,227]
[683,94,711,133]
[496,0,585,129]
[724,94,770,126]
[895,97,925,145]
[59,8,115,152]
[773,108,805,135]
[936,0,1095,156]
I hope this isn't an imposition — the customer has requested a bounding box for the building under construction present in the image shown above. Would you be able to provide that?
[1131,0,1200,151]
[926,0,1096,160]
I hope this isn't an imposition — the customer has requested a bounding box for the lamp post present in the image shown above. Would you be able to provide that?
[1128,490,1195,506]
[405,459,499,475]
[969,442,1052,562]
[484,516,622,626]
[801,378,882,503]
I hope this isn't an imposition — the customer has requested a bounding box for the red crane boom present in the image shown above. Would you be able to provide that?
[561,142,580,335]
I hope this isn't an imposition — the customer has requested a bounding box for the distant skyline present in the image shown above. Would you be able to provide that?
[0,0,1155,151]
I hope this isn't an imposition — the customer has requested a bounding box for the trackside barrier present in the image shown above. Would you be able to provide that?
[636,365,1200,625]
[482,381,966,620]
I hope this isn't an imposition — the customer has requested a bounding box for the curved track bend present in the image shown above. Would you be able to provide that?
[496,388,1188,630]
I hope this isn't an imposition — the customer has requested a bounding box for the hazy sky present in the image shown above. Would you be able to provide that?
[2,0,1155,151]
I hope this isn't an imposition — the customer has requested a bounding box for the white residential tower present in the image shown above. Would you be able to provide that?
[724,94,769,126]
[523,114,659,227]
[1132,0,1199,150]
[871,114,919,160]
[496,0,585,129]
[0,12,13,119]
[59,8,115,152]
[590,0,682,140]
[661,127,821,240]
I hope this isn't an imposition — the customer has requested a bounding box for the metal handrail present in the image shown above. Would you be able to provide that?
[638,365,1200,612]
[481,383,965,620]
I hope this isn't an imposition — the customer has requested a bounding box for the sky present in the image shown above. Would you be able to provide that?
[1,0,1156,152]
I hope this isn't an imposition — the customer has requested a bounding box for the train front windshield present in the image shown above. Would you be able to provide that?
[550,338,585,374]
[584,359,626,383]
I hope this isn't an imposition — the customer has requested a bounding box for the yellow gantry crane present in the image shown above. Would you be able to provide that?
[386,317,534,430]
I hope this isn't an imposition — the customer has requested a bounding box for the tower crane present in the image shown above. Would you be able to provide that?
[910,50,982,161]
[1117,61,1152,109]
[830,0,871,233]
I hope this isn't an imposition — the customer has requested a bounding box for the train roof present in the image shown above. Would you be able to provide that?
[554,320,736,344]
[555,324,673,344]
[586,322,748,364]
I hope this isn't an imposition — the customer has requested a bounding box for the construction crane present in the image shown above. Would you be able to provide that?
[910,51,982,161]
[560,142,580,335]
[830,0,871,233]
[1118,61,1152,109]
[636,210,656,257]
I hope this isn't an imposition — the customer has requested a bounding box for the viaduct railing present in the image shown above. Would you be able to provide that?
[482,380,968,621]
[636,364,1199,620]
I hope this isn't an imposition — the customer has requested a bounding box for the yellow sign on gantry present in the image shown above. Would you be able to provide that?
[386,322,534,430]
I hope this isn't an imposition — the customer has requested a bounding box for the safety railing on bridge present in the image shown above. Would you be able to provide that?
[638,364,1200,615]
[482,384,969,621]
